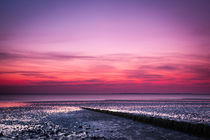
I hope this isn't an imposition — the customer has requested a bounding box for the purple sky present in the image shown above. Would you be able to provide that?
[0,0,210,94]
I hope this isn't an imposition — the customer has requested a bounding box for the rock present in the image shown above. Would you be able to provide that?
[0,132,4,137]
[58,132,65,136]
[78,125,83,128]
[40,133,50,138]
[63,133,67,136]
[50,131,55,135]
[59,136,65,140]
[56,129,61,134]
[55,125,59,129]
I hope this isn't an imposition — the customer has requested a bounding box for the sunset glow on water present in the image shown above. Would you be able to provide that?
[0,102,28,108]
[43,106,81,114]
[0,94,209,139]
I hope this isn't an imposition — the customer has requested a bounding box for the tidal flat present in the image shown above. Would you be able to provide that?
[0,100,209,139]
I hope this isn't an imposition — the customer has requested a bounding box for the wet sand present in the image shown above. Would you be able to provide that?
[0,105,204,140]
[46,109,202,140]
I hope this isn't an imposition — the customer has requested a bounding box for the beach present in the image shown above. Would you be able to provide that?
[0,100,207,140]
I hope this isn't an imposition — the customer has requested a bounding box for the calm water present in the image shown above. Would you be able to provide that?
[0,93,209,102]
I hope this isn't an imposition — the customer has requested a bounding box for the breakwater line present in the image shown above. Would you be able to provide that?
[81,107,210,138]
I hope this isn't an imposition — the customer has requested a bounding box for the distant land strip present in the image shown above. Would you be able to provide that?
[81,107,210,138]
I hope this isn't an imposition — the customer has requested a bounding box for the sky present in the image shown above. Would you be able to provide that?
[0,0,210,94]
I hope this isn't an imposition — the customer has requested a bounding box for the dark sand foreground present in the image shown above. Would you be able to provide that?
[0,105,204,140]
[47,109,203,140]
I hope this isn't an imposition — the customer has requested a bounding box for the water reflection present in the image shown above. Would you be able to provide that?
[88,101,210,125]
[0,100,209,137]
[0,102,28,108]
[0,103,82,135]
[43,106,81,114]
